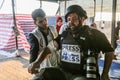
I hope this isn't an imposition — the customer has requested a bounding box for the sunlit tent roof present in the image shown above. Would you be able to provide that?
[37,0,71,3]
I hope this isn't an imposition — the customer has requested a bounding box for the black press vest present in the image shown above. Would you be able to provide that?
[59,28,90,74]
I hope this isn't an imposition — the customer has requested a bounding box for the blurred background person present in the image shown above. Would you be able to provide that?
[100,21,105,29]
[56,16,63,33]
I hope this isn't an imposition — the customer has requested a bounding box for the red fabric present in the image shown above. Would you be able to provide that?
[0,14,35,53]
[56,16,63,22]
[56,24,62,32]
[56,16,63,32]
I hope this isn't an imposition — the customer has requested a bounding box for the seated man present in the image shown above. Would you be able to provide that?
[28,5,114,80]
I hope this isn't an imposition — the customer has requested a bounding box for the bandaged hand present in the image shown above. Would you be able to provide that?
[28,62,40,74]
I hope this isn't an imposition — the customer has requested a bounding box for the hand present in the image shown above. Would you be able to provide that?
[28,62,40,74]
[101,73,110,80]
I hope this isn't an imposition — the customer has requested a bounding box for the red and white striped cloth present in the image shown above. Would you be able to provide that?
[0,14,35,53]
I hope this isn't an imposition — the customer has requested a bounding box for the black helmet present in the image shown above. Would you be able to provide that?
[65,5,88,22]
[83,10,88,19]
[32,8,46,20]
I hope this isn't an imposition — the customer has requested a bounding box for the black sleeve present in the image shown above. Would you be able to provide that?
[54,31,69,49]
[91,29,114,53]
[28,33,39,63]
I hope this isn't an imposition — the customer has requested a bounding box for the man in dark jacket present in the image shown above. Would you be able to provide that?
[28,5,114,80]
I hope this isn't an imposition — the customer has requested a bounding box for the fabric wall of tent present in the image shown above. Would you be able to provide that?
[0,13,61,55]
[0,14,35,54]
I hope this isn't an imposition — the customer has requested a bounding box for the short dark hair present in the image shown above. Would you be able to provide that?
[32,8,46,20]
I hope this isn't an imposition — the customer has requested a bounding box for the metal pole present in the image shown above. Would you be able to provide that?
[55,1,60,15]
[11,0,20,56]
[111,0,117,49]
[0,0,5,10]
[100,0,103,21]
[40,0,42,8]
[58,1,61,15]
[93,0,96,22]
[64,0,66,15]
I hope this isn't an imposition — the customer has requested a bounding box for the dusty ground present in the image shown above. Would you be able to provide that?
[0,55,33,80]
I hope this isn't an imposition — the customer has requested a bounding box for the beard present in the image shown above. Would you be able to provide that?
[70,24,82,34]
[38,25,48,31]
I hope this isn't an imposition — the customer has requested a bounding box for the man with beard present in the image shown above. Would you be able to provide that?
[28,5,114,80]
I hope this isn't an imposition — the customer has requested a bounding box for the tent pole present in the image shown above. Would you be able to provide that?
[11,0,20,57]
[58,1,61,15]
[64,0,66,15]
[40,0,42,8]
[111,0,117,49]
[93,0,96,22]
[100,0,103,22]
[55,1,60,15]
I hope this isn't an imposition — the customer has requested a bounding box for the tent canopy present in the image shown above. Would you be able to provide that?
[37,0,71,3]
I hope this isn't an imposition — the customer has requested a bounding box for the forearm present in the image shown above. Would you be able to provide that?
[102,52,114,74]
[33,40,59,66]
[34,47,51,65]
[47,40,59,50]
